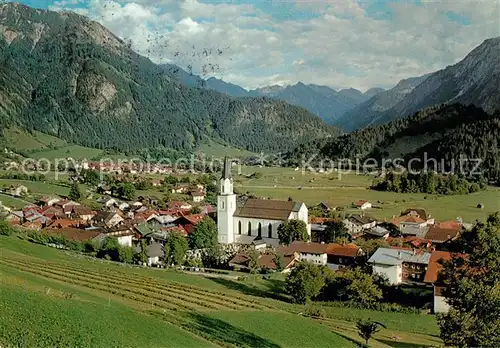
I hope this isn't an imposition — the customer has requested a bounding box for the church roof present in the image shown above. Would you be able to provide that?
[234,199,303,220]
[221,156,232,180]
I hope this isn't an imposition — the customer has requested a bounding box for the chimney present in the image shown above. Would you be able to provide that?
[398,251,402,259]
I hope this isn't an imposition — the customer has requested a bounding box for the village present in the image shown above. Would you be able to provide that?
[0,157,477,317]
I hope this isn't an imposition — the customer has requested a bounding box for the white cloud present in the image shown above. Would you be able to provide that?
[50,0,499,91]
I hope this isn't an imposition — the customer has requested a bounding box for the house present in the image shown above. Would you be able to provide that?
[38,196,61,207]
[217,157,310,246]
[10,185,28,197]
[98,197,117,208]
[251,238,268,250]
[279,242,328,266]
[391,215,429,236]
[40,205,65,220]
[343,214,377,234]
[118,202,130,211]
[131,201,143,208]
[354,200,372,210]
[310,223,328,242]
[229,251,298,273]
[135,242,165,266]
[423,225,461,244]
[167,201,192,211]
[315,202,332,213]
[71,205,95,221]
[325,243,362,270]
[137,196,159,207]
[174,214,205,234]
[400,208,434,225]
[368,247,431,285]
[190,190,205,202]
[53,200,80,209]
[365,225,390,239]
[171,185,189,194]
[151,179,162,187]
[3,210,23,225]
[424,251,466,313]
[92,211,124,228]
[101,225,135,247]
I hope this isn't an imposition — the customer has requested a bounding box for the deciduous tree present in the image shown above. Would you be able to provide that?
[189,218,218,250]
[165,232,188,266]
[69,182,82,201]
[437,212,500,346]
[285,261,328,304]
[356,320,386,346]
[277,220,309,245]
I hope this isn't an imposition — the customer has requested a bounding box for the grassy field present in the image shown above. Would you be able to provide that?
[0,179,72,197]
[236,166,500,223]
[1,127,122,161]
[0,236,442,348]
[0,193,30,209]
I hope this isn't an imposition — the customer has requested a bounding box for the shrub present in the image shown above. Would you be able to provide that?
[0,220,14,236]
[304,306,326,318]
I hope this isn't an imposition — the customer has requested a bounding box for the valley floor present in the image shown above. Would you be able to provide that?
[0,236,442,348]
[235,166,500,223]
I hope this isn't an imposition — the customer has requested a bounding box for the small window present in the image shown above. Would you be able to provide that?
[268,223,272,238]
[238,221,242,235]
[258,223,262,237]
[221,201,225,209]
[248,222,252,236]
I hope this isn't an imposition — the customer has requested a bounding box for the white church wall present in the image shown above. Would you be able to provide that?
[233,217,283,242]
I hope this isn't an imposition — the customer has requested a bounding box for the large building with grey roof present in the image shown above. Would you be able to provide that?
[217,157,310,246]
[368,247,432,285]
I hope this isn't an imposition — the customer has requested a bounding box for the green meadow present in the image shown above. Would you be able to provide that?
[0,236,442,348]
[235,166,500,223]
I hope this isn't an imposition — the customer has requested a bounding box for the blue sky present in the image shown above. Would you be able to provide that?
[10,0,499,90]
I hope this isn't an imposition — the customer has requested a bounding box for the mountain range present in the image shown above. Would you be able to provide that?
[0,3,336,155]
[290,103,500,182]
[165,37,500,132]
[336,37,500,131]
[161,64,385,124]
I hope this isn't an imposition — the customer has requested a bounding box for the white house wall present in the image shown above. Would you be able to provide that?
[372,264,401,285]
[434,295,450,313]
[300,252,327,266]
[117,235,132,247]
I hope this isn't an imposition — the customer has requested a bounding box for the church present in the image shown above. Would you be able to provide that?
[217,158,310,246]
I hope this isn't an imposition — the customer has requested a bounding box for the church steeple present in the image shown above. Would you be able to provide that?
[221,156,232,180]
[219,156,233,195]
[217,156,236,244]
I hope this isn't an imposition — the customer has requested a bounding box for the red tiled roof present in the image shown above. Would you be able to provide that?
[325,243,359,257]
[424,226,460,242]
[182,214,205,225]
[43,228,102,242]
[46,219,85,229]
[161,226,188,236]
[355,200,368,206]
[424,251,467,283]
[310,217,336,224]
[438,220,462,229]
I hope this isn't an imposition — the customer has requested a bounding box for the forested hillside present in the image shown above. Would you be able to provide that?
[292,104,500,182]
[0,3,336,154]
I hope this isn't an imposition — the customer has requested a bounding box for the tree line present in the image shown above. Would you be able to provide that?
[372,171,486,195]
